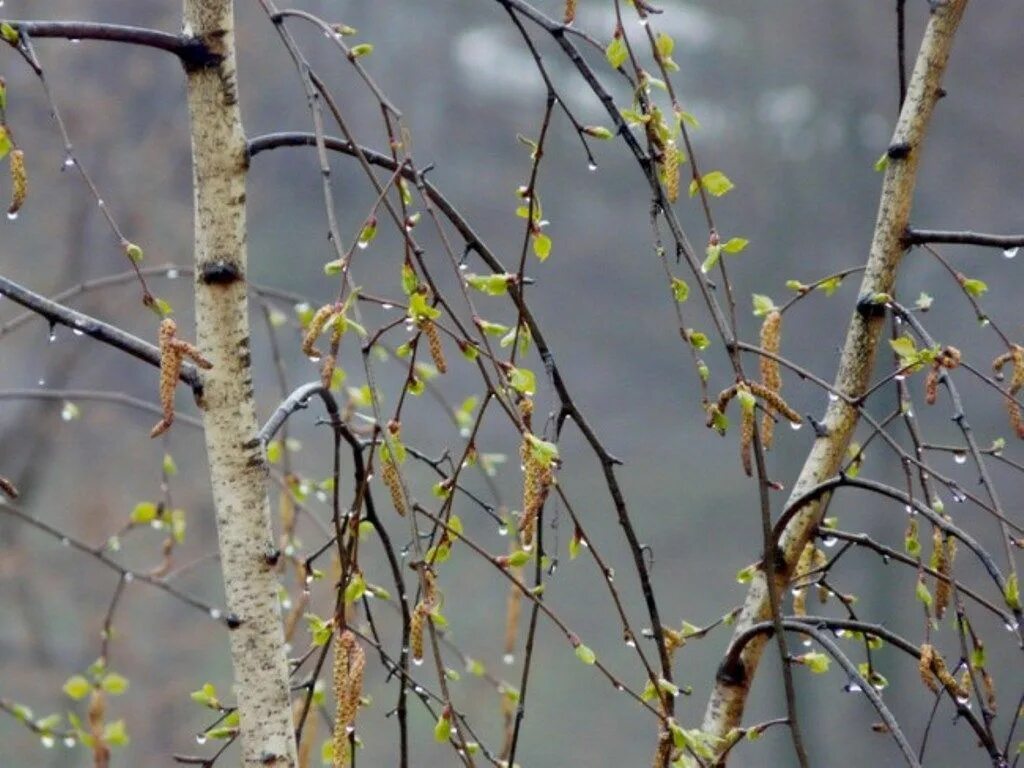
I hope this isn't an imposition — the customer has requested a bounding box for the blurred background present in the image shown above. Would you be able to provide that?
[1,1,1022,765]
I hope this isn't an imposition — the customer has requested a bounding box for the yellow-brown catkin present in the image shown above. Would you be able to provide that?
[381,459,405,517]
[8,149,26,216]
[739,404,754,477]
[663,142,680,204]
[320,353,336,389]
[994,345,1024,438]
[759,310,782,448]
[924,367,939,405]
[932,528,952,620]
[410,603,427,665]
[919,644,938,693]
[302,304,335,360]
[150,319,212,438]
[421,319,447,374]
[563,0,577,24]
[518,437,552,549]
[0,475,19,499]
[982,669,996,712]
[748,381,801,424]
[332,630,365,767]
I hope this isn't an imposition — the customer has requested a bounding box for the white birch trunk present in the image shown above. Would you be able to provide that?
[183,1,298,764]
[702,0,969,751]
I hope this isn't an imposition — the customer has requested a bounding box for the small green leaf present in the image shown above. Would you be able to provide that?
[465,273,512,296]
[103,720,129,747]
[583,125,614,140]
[722,237,749,254]
[752,294,776,317]
[401,264,418,295]
[1006,572,1021,611]
[961,277,988,298]
[305,613,333,646]
[736,565,755,584]
[407,292,440,321]
[63,675,91,701]
[798,652,830,674]
[149,297,174,318]
[671,277,689,303]
[507,550,531,568]
[533,232,552,261]
[101,672,129,695]
[574,643,596,665]
[162,453,177,476]
[524,433,559,467]
[687,330,710,351]
[509,366,536,395]
[874,152,888,172]
[700,171,734,197]
[434,712,451,743]
[130,502,158,525]
[323,259,344,276]
[344,572,367,605]
[190,683,219,708]
[350,43,373,58]
[606,36,627,70]
[889,335,918,362]
[0,23,20,46]
[701,244,722,274]
[125,243,144,263]
[915,576,933,608]
[0,126,11,163]
[266,440,283,464]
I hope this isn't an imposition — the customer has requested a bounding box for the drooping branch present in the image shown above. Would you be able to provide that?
[905,227,1024,249]
[703,0,970,747]
[0,274,204,397]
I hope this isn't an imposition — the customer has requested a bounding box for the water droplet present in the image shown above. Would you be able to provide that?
[905,410,914,419]
[579,538,590,549]
[954,452,967,465]
[791,587,804,597]
[209,608,222,620]
[827,392,839,402]
[624,637,636,648]
[638,17,649,26]
[123,571,135,583]
[503,653,515,665]
[6,211,18,221]
[521,541,533,552]
[63,155,75,169]
[789,421,803,431]
[587,162,598,172]
[904,504,915,515]
[413,685,425,695]
[70,38,81,44]
[97,198,105,208]
[40,735,55,749]
[955,693,970,705]
[166,268,180,279]
[605,567,615,582]
[281,598,292,610]
[381,303,394,310]
[37,378,46,386]
[614,682,625,691]
[802,638,812,647]
[1004,620,1019,633]
[980,317,991,327]
[843,681,862,693]
[951,487,966,503]
[822,536,838,548]
[63,736,76,748]
[1003,247,1018,259]
[834,628,846,638]
[315,490,328,503]
[72,327,84,336]
[412,656,424,666]
[458,263,468,271]
[196,733,207,745]
[894,373,906,382]
[60,537,70,547]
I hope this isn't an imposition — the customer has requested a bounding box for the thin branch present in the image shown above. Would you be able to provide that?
[905,228,1024,249]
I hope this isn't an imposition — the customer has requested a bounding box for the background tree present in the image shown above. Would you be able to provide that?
[1,1,1022,767]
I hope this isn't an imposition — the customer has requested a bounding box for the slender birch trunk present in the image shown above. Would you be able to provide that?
[702,0,969,752]
[183,1,298,764]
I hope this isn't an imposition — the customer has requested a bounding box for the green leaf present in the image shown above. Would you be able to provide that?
[889,335,918,362]
[323,259,344,276]
[1006,572,1021,611]
[736,565,755,584]
[722,237,749,254]
[130,502,158,525]
[401,264,418,295]
[190,683,220,709]
[605,36,627,70]
[63,675,91,701]
[818,276,843,296]
[671,277,689,303]
[407,292,440,321]
[961,277,988,298]
[687,330,710,351]
[533,232,552,261]
[874,152,888,172]
[574,643,596,665]
[149,297,174,318]
[465,273,512,296]
[305,613,333,646]
[700,171,734,197]
[103,720,129,747]
[583,125,614,140]
[0,23,19,46]
[507,550,531,568]
[0,126,10,163]
[568,534,581,560]
[509,366,536,395]
[350,43,373,58]
[125,243,144,263]
[344,572,367,605]
[266,440,283,464]
[915,576,933,609]
[525,433,559,467]
[100,672,129,695]
[799,652,830,674]
[162,453,177,476]
[434,712,451,743]
[752,294,776,317]
[701,244,722,274]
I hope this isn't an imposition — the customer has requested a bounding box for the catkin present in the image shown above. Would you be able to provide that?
[563,0,577,24]
[519,436,553,549]
[421,319,447,374]
[994,345,1024,438]
[302,304,336,360]
[759,310,782,448]
[150,319,211,438]
[381,459,405,516]
[332,630,365,767]
[663,142,680,204]
[739,404,754,477]
[748,381,801,424]
[8,148,25,216]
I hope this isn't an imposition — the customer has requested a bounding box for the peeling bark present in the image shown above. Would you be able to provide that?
[702,0,969,753]
[183,1,298,764]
